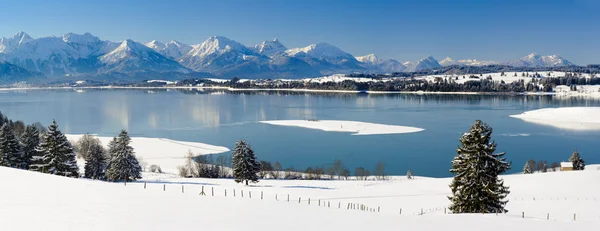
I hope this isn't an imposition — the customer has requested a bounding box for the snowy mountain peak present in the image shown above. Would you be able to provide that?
[145,40,165,49]
[0,31,34,53]
[186,36,251,58]
[405,56,441,72]
[254,38,287,55]
[285,42,355,61]
[62,32,100,44]
[507,53,573,67]
[356,54,381,64]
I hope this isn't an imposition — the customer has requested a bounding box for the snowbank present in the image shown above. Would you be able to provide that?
[260,120,424,135]
[66,135,230,173]
[509,107,600,130]
[1,165,598,230]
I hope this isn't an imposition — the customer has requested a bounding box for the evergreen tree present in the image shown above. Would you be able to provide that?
[36,120,79,177]
[522,162,532,174]
[105,130,141,182]
[83,137,107,180]
[448,120,511,213]
[21,124,41,170]
[0,124,25,168]
[569,150,585,170]
[231,140,260,185]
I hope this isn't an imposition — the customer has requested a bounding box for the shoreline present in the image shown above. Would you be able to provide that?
[0,85,569,96]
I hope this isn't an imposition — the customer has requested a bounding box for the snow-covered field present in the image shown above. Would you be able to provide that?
[259,120,424,135]
[65,135,230,173]
[1,165,598,230]
[510,107,600,131]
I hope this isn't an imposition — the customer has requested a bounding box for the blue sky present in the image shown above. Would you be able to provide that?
[0,0,598,64]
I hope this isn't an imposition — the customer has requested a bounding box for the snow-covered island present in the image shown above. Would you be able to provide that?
[510,107,600,130]
[66,135,230,173]
[259,120,424,135]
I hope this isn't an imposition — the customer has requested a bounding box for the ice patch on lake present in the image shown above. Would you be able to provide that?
[259,120,424,135]
[510,107,600,131]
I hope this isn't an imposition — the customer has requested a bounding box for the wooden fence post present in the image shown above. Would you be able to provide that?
[241,190,244,197]
[261,191,263,200]
[287,194,289,202]
[144,182,146,189]
[249,191,252,198]
[233,189,236,197]
[399,208,402,215]
[211,187,214,196]
[163,184,166,191]
[574,213,576,221]
[421,208,423,215]
[328,201,330,208]
[298,197,301,203]
[318,200,321,206]
[522,212,524,218]
[378,206,380,212]
[339,202,341,209]
[547,213,549,220]
[225,189,227,197]
[181,185,184,193]
[308,198,311,205]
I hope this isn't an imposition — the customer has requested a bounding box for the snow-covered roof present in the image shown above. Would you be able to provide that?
[560,162,573,168]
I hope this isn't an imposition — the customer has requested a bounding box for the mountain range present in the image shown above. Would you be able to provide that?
[0,31,578,84]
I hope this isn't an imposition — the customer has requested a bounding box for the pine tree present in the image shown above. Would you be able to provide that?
[448,120,511,214]
[83,137,107,180]
[569,150,585,170]
[36,120,79,177]
[21,124,41,170]
[231,140,260,185]
[105,130,141,182]
[522,162,532,174]
[0,124,25,168]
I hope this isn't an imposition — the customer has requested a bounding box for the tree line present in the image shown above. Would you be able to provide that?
[0,111,142,182]
[522,151,586,174]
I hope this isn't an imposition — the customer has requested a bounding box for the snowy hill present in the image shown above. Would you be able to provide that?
[1,164,598,230]
[0,61,42,83]
[144,40,192,59]
[506,53,574,67]
[100,39,189,73]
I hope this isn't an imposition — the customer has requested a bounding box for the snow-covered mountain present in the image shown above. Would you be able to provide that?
[439,57,499,66]
[100,39,189,73]
[0,31,33,53]
[0,61,42,83]
[404,56,442,72]
[0,31,585,83]
[506,53,573,67]
[254,38,287,56]
[144,40,192,59]
[356,54,406,73]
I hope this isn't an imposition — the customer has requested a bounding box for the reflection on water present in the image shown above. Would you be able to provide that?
[1,88,599,177]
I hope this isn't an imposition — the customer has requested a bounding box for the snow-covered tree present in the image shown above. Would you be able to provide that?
[448,120,511,214]
[35,120,79,177]
[83,137,107,180]
[522,162,532,174]
[569,150,585,170]
[231,140,260,185]
[21,124,41,170]
[105,130,141,182]
[0,124,25,168]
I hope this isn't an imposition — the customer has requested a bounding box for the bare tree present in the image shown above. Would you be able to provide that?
[355,167,366,180]
[259,160,273,179]
[550,162,560,172]
[341,168,350,180]
[314,167,324,180]
[374,161,386,180]
[333,159,344,179]
[137,156,148,172]
[74,134,102,159]
[216,155,228,178]
[327,167,335,180]
[270,161,282,179]
[527,159,536,173]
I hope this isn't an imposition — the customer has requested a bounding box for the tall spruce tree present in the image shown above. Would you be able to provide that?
[449,120,511,213]
[0,124,25,168]
[83,137,107,180]
[522,162,532,174]
[569,150,585,170]
[36,120,79,177]
[105,130,141,182]
[21,124,41,170]
[231,140,260,185]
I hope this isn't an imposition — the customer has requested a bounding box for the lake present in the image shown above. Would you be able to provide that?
[1,88,598,177]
